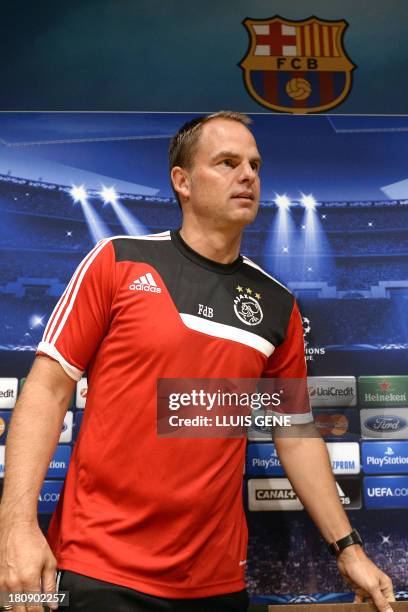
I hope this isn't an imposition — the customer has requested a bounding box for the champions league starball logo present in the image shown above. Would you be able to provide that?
[302,316,326,361]
[289,595,318,604]
[302,316,311,336]
[234,285,263,326]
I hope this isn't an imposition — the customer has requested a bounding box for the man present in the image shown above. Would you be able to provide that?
[0,112,395,612]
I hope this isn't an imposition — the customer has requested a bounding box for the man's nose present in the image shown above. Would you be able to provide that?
[238,161,257,182]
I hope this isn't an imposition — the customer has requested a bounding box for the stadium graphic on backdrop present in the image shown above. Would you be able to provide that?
[1,174,407,353]
[0,113,407,603]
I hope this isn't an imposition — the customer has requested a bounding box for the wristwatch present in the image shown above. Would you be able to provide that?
[328,528,363,556]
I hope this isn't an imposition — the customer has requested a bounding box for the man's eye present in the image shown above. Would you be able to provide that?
[222,159,234,167]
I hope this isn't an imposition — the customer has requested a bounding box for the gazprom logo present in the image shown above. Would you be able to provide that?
[326,442,360,475]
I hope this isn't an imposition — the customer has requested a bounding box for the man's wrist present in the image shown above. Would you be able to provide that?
[0,504,38,525]
[336,543,365,561]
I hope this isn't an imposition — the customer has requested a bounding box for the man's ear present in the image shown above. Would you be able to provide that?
[171,166,190,203]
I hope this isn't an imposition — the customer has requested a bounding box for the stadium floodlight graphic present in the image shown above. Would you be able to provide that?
[263,193,336,287]
[299,193,335,287]
[69,185,88,205]
[99,184,147,236]
[100,185,118,205]
[263,194,296,280]
[69,184,111,243]
[301,194,317,210]
[274,194,291,210]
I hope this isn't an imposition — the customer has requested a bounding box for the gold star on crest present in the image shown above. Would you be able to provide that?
[246,288,252,295]
[255,292,261,300]
[236,285,243,292]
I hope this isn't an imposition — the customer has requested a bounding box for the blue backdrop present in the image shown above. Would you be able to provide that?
[0,112,407,603]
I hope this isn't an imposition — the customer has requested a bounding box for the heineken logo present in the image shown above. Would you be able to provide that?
[358,376,408,407]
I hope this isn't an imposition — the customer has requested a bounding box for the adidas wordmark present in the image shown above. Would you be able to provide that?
[129,272,162,294]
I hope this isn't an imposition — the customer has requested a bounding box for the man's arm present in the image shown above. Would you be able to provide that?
[274,424,394,612]
[0,355,76,611]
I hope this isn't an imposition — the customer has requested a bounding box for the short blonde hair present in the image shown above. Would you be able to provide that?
[169,110,252,172]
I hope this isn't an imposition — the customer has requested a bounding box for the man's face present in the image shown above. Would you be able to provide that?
[184,118,261,228]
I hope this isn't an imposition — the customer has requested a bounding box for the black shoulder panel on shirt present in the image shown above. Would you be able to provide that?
[111,234,294,349]
[112,236,174,264]
[240,259,294,345]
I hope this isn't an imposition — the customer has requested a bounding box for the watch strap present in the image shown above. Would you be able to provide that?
[328,528,363,556]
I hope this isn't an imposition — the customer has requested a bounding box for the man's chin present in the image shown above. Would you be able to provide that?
[228,208,258,227]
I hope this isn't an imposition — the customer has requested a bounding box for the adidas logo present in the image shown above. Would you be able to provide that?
[129,272,162,294]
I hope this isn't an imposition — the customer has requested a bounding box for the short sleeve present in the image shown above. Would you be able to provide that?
[262,300,312,423]
[263,300,307,379]
[37,239,115,381]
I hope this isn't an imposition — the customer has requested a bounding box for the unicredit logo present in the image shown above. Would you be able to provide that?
[0,389,14,398]
[309,386,354,397]
[365,415,407,432]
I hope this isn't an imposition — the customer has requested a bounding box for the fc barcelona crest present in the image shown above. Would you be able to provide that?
[240,16,356,114]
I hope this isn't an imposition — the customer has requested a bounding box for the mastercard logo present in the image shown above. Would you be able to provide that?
[314,413,349,436]
[0,418,5,436]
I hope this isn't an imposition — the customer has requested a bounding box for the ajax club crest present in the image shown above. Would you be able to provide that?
[240,16,356,114]
[234,285,263,326]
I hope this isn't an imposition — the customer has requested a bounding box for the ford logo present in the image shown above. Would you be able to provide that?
[364,415,407,432]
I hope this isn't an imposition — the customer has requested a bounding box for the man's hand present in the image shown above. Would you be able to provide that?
[336,544,394,611]
[0,519,58,612]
